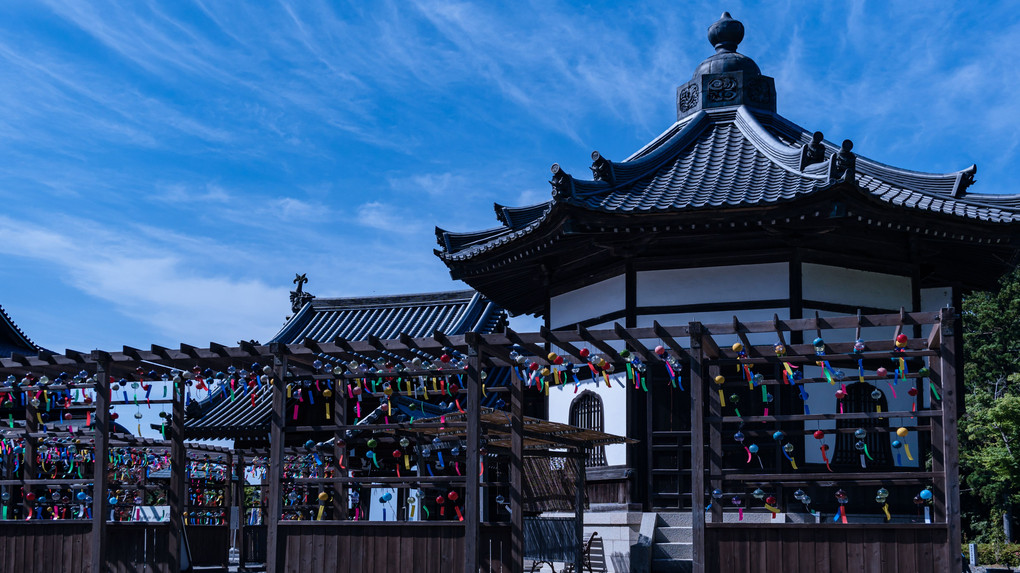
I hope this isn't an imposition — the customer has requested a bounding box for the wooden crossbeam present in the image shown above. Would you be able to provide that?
[577,325,623,362]
[505,328,549,364]
[539,326,586,364]
[652,320,689,361]
[614,322,654,362]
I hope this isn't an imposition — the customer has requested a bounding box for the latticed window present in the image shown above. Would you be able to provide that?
[569,390,607,467]
[833,382,893,468]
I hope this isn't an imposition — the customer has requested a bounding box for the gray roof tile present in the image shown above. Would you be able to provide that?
[437,105,1019,261]
[184,290,506,437]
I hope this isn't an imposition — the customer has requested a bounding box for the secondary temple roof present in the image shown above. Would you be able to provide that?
[0,304,40,358]
[184,289,506,438]
[434,13,1020,315]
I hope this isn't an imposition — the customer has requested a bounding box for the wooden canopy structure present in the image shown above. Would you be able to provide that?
[0,308,958,572]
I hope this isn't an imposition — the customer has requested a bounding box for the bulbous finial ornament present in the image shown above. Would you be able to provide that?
[708,12,744,52]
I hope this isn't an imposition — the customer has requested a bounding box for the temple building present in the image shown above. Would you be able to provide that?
[434,12,1020,568]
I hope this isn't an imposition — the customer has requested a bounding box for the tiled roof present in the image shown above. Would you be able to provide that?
[0,304,39,358]
[270,290,505,344]
[184,290,507,438]
[436,106,1019,262]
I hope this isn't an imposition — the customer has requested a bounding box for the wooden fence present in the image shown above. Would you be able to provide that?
[705,524,949,572]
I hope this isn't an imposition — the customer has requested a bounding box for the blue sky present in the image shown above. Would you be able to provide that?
[1,0,1019,355]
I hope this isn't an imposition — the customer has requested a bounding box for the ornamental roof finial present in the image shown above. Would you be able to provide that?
[708,12,744,53]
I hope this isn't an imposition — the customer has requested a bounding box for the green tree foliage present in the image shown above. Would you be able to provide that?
[961,267,1020,542]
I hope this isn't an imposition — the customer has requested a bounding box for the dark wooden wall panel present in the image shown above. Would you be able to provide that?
[706,525,948,573]
[0,522,91,570]
[186,525,230,569]
[0,523,91,573]
[278,523,502,573]
[106,524,171,573]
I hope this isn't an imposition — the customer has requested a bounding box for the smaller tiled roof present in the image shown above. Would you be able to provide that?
[436,106,1020,262]
[270,290,505,344]
[185,290,507,439]
[0,304,40,358]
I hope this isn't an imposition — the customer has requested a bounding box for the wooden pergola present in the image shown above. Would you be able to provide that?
[0,308,959,572]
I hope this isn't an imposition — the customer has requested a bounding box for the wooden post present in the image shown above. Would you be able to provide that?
[23,381,38,519]
[333,370,347,519]
[707,359,722,526]
[939,308,962,571]
[168,361,186,573]
[509,358,524,573]
[688,323,706,573]
[225,449,233,567]
[465,336,482,573]
[266,347,287,573]
[90,357,111,573]
[236,449,246,568]
[573,449,585,573]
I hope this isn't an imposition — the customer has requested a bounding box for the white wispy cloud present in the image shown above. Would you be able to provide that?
[356,201,424,234]
[0,214,288,346]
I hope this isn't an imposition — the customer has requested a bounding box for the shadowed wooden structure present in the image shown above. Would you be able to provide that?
[0,309,957,572]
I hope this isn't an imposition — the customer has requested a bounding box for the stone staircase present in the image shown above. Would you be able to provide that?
[651,513,693,573]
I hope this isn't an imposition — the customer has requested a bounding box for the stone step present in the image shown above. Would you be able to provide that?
[653,526,692,543]
[655,512,693,527]
[651,557,694,573]
[652,542,693,561]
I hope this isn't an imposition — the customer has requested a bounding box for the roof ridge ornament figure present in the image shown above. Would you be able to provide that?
[290,273,315,314]
[590,151,614,183]
[800,131,827,170]
[550,163,573,200]
[827,139,856,184]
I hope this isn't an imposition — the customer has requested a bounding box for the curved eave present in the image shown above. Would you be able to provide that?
[437,202,566,262]
[438,105,1020,266]
[0,304,39,356]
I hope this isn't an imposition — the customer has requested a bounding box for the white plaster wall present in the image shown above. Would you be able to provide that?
[802,263,911,310]
[920,287,952,312]
[637,263,788,306]
[548,371,629,466]
[550,275,625,329]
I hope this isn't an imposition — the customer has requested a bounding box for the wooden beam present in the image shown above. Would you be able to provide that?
[614,322,654,363]
[505,328,549,364]
[168,357,186,573]
[772,314,788,349]
[576,325,623,362]
[539,326,586,364]
[208,342,232,358]
[652,320,690,361]
[927,320,942,350]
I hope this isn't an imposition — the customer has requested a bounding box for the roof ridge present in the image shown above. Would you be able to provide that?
[572,111,714,199]
[734,106,827,181]
[311,289,478,307]
[760,111,973,197]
